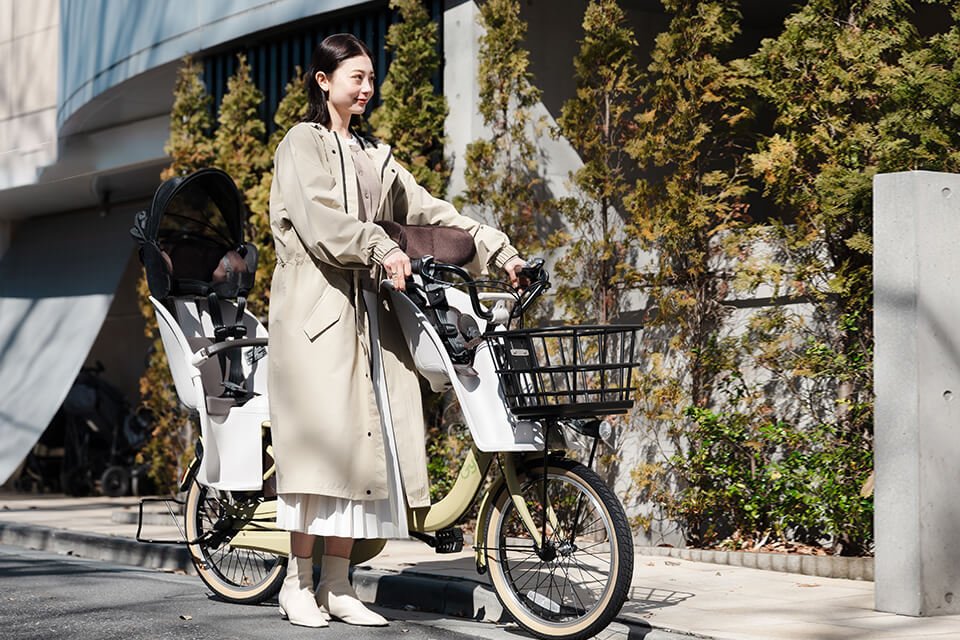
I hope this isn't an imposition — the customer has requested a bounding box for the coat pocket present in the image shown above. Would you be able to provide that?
[302,287,347,340]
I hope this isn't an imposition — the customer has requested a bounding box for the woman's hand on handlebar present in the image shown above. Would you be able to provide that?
[382,249,412,292]
[503,255,528,289]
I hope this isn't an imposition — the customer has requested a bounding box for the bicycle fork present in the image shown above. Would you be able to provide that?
[474,450,563,574]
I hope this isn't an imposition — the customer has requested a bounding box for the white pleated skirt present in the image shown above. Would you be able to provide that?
[276,290,410,539]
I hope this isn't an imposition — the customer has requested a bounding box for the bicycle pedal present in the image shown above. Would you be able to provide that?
[434,527,464,554]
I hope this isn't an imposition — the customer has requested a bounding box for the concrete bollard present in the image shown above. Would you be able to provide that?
[874,171,960,616]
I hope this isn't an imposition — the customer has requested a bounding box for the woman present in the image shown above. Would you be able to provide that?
[268,33,526,628]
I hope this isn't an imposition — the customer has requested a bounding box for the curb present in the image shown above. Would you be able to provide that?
[636,545,874,581]
[0,521,195,574]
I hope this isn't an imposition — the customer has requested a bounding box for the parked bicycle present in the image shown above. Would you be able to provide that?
[15,362,150,497]
[133,169,640,640]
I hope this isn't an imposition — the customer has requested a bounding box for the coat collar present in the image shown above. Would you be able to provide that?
[307,124,400,220]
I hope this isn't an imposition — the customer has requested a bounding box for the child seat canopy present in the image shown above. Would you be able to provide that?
[131,168,257,300]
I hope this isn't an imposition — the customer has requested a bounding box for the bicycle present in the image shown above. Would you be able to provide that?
[140,255,639,640]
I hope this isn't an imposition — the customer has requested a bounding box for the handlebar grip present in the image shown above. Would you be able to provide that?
[410,255,434,276]
[519,257,545,281]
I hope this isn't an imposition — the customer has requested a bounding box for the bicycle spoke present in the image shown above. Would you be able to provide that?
[563,557,591,615]
[508,556,544,585]
[567,561,607,588]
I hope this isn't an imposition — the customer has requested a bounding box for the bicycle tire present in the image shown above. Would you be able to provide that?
[184,479,285,604]
[484,458,633,640]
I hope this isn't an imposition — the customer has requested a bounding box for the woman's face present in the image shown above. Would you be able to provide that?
[316,54,375,120]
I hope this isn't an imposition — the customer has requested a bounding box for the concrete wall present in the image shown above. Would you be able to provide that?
[874,171,960,616]
[0,0,59,193]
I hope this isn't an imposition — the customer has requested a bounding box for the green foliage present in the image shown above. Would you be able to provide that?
[623,0,880,555]
[740,2,923,520]
[886,2,960,173]
[627,0,752,409]
[746,0,916,321]
[456,0,550,255]
[553,0,640,325]
[661,408,873,554]
[161,56,215,181]
[214,54,271,197]
[370,0,450,196]
[269,67,308,151]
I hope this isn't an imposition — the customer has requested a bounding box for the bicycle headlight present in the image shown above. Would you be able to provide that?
[598,420,613,445]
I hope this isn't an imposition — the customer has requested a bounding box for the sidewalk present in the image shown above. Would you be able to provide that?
[1,492,958,640]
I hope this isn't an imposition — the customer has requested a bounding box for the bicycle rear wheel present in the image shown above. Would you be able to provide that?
[484,458,633,640]
[184,479,285,604]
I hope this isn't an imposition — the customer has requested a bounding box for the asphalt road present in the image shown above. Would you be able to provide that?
[0,544,484,640]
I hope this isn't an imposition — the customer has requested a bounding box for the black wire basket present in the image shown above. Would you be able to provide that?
[485,324,641,419]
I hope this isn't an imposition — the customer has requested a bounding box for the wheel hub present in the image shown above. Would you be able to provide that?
[537,541,557,562]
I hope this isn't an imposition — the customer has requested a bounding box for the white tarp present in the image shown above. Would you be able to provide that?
[0,208,134,484]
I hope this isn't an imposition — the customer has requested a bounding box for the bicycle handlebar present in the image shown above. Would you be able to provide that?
[409,256,550,325]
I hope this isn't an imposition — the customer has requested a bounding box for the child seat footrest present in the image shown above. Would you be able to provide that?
[135,497,189,545]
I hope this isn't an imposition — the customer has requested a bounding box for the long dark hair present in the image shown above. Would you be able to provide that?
[304,33,375,128]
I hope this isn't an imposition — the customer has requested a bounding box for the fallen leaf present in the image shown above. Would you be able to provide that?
[797,583,820,588]
[665,560,680,566]
[179,614,193,620]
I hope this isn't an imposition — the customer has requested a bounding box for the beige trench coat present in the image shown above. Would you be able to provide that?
[268,122,518,508]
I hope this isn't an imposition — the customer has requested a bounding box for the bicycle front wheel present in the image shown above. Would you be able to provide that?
[184,479,285,604]
[484,458,633,640]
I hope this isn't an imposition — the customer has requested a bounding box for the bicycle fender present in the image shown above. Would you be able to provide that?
[178,453,201,492]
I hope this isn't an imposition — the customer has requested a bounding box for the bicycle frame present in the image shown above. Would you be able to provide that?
[196,433,551,570]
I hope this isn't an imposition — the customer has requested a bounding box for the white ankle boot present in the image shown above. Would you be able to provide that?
[278,555,329,627]
[317,554,387,626]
